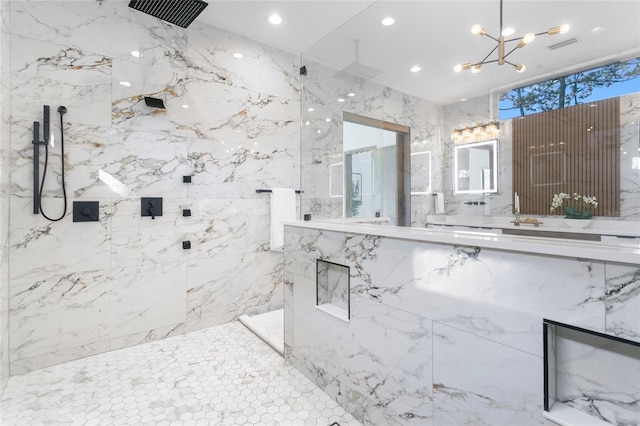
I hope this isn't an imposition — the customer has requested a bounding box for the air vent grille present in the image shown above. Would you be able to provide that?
[548,38,578,51]
[128,0,208,29]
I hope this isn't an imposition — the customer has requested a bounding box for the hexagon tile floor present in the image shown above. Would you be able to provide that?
[0,321,361,426]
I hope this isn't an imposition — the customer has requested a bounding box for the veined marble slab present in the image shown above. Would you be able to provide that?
[286,221,640,264]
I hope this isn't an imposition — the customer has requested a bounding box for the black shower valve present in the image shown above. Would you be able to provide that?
[182,241,191,250]
[183,175,192,183]
[73,201,99,222]
[141,197,163,219]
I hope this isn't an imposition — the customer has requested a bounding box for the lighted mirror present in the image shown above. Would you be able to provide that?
[454,140,498,194]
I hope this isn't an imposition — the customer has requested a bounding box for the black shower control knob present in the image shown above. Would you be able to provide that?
[182,241,191,250]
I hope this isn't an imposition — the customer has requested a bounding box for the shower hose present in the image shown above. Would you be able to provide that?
[38,106,68,222]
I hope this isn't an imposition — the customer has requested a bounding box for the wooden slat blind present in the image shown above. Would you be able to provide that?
[512,98,620,217]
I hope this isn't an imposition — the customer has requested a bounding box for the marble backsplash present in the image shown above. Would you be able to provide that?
[3,0,299,375]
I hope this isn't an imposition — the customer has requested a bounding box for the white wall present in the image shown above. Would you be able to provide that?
[2,0,300,375]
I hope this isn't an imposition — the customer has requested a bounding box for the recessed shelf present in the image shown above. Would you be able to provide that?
[316,259,350,322]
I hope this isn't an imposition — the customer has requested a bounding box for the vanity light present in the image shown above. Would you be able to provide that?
[455,0,569,74]
[451,121,500,144]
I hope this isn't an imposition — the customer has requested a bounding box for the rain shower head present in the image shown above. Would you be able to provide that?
[128,0,208,29]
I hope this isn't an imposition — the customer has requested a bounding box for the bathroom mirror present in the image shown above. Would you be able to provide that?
[454,140,498,194]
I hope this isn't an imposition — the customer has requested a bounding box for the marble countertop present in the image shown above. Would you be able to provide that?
[285,220,640,264]
[426,215,640,238]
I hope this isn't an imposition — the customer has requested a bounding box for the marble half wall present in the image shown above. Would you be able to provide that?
[6,0,299,374]
[284,225,640,425]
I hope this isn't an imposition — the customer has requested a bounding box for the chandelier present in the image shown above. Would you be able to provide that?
[455,0,569,74]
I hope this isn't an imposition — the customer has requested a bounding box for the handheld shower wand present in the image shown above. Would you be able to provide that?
[32,105,68,221]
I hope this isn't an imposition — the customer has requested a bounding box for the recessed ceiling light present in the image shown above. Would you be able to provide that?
[233,52,243,59]
[410,66,421,73]
[347,92,355,97]
[501,27,515,36]
[269,14,282,25]
[337,98,345,103]
[590,27,604,34]
[381,17,395,26]
[119,81,131,87]
[317,129,322,134]
[131,50,141,58]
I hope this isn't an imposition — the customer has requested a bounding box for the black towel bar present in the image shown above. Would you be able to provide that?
[256,189,302,194]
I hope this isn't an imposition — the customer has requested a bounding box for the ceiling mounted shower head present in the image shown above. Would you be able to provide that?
[128,0,208,29]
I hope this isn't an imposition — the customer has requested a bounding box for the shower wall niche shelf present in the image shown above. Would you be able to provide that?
[543,319,640,425]
[316,259,350,322]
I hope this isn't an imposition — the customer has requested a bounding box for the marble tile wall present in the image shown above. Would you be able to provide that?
[0,0,10,395]
[4,0,299,374]
[299,58,443,227]
[284,225,640,425]
[442,92,640,219]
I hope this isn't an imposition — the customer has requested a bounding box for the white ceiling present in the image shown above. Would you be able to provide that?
[198,1,640,105]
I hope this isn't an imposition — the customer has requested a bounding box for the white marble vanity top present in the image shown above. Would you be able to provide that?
[427,215,640,238]
[285,220,640,264]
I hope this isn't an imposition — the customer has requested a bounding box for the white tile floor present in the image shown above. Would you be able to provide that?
[0,321,360,426]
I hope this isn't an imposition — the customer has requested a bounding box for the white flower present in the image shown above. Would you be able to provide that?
[550,192,598,213]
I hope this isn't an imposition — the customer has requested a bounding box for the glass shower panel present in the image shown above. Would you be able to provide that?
[299,52,386,221]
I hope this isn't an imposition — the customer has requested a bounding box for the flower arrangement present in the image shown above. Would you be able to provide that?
[550,192,598,219]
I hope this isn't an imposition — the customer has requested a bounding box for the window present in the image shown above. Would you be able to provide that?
[499,57,640,120]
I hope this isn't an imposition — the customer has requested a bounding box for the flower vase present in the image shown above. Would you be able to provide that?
[564,218,592,229]
[562,206,593,219]
[562,207,593,228]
